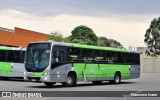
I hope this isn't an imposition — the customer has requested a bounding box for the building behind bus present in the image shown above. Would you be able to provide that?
[0,27,48,47]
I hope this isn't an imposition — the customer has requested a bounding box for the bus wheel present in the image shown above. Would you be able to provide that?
[62,74,76,87]
[44,82,55,87]
[109,73,121,84]
[92,81,102,85]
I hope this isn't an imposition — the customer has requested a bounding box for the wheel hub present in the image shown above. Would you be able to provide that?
[67,77,72,84]
[115,76,119,83]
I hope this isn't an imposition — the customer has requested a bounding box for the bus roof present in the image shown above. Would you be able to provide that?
[29,41,72,47]
[72,44,129,52]
[28,41,140,54]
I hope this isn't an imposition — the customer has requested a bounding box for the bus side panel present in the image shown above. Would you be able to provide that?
[73,63,85,79]
[73,63,130,81]
[0,62,12,77]
[84,63,100,81]
[129,65,140,79]
[50,64,72,82]
[7,63,25,77]
[73,63,101,81]
[99,64,130,79]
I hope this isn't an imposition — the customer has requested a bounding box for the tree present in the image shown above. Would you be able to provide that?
[144,17,160,57]
[107,39,123,48]
[97,37,123,48]
[97,37,110,47]
[48,31,68,42]
[68,25,98,45]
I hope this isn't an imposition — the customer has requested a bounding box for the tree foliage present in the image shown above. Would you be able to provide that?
[48,26,124,49]
[97,37,110,47]
[48,32,68,42]
[97,37,123,48]
[68,25,98,45]
[108,39,123,48]
[144,17,160,57]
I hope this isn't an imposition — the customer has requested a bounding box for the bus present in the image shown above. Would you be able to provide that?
[0,46,26,79]
[24,41,140,87]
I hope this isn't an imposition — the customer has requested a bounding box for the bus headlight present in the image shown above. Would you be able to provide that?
[43,71,48,76]
[24,72,27,75]
[44,77,48,80]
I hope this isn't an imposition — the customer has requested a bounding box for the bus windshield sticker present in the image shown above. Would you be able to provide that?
[35,61,39,68]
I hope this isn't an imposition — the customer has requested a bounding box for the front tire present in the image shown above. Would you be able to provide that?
[62,74,76,87]
[44,82,55,87]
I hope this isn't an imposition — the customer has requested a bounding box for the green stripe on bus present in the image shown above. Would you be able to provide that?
[73,44,129,52]
[0,46,12,50]
[32,70,46,76]
[73,63,130,78]
[0,62,12,74]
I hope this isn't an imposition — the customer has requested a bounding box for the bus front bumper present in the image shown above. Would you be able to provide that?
[24,72,51,82]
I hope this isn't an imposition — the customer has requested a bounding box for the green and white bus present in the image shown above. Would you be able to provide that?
[24,41,140,87]
[0,46,26,79]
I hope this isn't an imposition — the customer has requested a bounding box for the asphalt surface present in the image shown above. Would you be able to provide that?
[0,73,160,100]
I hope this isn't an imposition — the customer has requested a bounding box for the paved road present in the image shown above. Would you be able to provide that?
[0,73,160,100]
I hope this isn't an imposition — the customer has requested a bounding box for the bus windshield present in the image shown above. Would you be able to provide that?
[25,43,51,72]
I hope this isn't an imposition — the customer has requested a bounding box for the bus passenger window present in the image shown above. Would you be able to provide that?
[68,48,81,62]
[52,51,59,63]
[52,50,64,63]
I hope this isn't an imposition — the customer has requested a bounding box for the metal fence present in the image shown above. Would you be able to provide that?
[140,58,160,73]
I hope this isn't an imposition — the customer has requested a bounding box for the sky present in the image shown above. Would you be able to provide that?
[0,0,160,48]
